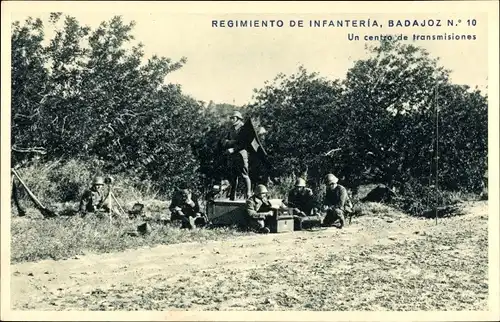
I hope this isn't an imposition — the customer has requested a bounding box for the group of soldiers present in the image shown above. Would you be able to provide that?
[240,173,354,234]
[78,110,353,233]
[79,172,352,233]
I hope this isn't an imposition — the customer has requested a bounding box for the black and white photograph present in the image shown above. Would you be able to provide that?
[1,1,499,321]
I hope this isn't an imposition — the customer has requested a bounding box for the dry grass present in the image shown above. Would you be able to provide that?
[11,201,249,264]
[73,204,487,311]
[11,201,488,311]
[10,199,392,264]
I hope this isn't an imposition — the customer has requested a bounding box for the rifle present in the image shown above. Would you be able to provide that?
[11,169,57,218]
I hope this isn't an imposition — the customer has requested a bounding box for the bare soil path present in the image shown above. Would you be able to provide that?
[11,201,488,311]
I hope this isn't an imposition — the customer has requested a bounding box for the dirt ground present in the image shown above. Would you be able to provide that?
[11,201,488,311]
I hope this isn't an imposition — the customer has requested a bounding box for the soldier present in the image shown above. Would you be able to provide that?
[222,111,252,200]
[169,185,207,229]
[322,173,353,228]
[245,184,274,234]
[79,176,111,217]
[287,177,316,217]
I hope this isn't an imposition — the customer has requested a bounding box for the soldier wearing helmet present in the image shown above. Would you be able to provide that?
[245,184,274,234]
[222,111,252,200]
[169,184,207,229]
[286,177,316,217]
[322,173,353,228]
[79,176,110,216]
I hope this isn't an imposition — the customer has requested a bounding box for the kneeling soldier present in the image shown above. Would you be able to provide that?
[245,184,274,234]
[79,176,113,217]
[169,185,207,229]
[287,178,316,217]
[322,173,353,229]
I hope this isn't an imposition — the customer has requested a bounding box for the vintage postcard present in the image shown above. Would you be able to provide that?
[1,1,499,321]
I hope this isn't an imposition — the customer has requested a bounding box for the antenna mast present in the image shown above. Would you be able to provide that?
[435,82,439,225]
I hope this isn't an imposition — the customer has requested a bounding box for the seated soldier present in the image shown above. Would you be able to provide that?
[286,177,316,217]
[245,184,274,234]
[169,185,207,229]
[79,176,112,217]
[322,173,353,229]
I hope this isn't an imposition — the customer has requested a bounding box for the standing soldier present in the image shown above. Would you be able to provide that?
[169,185,207,229]
[222,111,252,200]
[322,173,353,228]
[79,176,111,217]
[286,177,316,217]
[245,184,274,234]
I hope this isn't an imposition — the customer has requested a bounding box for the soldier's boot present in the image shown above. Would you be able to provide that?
[335,209,345,229]
[248,218,268,234]
[180,216,194,229]
[257,219,270,234]
[322,210,334,227]
[259,227,270,234]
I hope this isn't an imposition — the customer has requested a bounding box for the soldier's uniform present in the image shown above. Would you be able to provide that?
[322,174,352,228]
[169,188,207,229]
[287,178,316,216]
[223,111,252,200]
[79,176,110,216]
[245,184,273,234]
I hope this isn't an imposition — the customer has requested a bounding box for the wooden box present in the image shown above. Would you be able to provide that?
[205,199,247,227]
[268,214,295,233]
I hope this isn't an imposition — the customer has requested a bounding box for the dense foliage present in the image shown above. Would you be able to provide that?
[12,14,488,208]
[247,41,488,196]
[12,14,210,194]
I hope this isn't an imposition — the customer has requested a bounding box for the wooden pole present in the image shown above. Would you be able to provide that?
[11,169,46,209]
[11,169,56,217]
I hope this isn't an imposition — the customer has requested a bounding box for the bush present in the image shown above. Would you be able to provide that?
[12,158,164,213]
[392,178,476,216]
[266,176,296,200]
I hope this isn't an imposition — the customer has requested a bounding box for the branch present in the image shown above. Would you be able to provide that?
[14,110,40,120]
[324,148,342,156]
[12,146,47,154]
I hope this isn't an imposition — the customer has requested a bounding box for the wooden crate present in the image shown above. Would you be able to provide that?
[268,214,295,233]
[205,199,247,227]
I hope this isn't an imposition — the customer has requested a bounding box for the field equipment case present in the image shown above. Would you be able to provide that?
[206,198,295,233]
[268,212,295,233]
[205,199,248,228]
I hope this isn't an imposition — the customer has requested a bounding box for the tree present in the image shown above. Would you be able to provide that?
[247,66,344,188]
[246,39,487,197]
[11,13,210,195]
[341,39,487,192]
[11,17,50,164]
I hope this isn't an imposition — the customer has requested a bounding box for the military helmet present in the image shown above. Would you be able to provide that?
[295,178,306,187]
[93,176,105,185]
[231,111,243,120]
[325,173,338,184]
[255,184,269,194]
